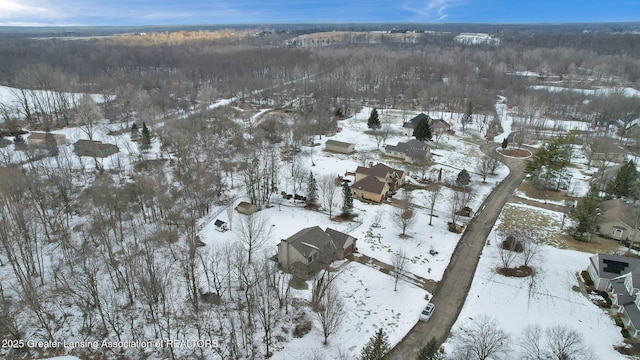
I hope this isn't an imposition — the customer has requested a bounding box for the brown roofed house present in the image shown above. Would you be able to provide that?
[27,132,66,146]
[277,226,356,274]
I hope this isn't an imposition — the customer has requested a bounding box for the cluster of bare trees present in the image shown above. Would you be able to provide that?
[452,316,593,360]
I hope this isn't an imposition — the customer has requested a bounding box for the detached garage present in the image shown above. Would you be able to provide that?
[325,139,355,154]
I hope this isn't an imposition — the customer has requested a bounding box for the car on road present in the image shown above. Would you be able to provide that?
[419,303,435,322]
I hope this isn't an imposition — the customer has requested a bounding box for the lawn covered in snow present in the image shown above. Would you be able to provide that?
[445,202,627,359]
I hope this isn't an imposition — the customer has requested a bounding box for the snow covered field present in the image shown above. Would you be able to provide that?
[445,203,627,359]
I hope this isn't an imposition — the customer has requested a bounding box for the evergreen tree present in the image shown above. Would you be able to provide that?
[306,171,318,206]
[341,181,353,216]
[414,117,432,142]
[607,160,638,199]
[570,185,602,241]
[130,122,140,141]
[368,108,381,130]
[360,328,390,360]
[501,138,508,150]
[416,338,443,360]
[141,122,152,149]
[456,169,471,187]
[13,134,25,149]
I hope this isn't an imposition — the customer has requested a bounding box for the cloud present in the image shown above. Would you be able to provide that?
[0,0,59,19]
[403,0,466,20]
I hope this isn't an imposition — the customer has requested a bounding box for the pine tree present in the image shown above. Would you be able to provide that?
[130,122,140,141]
[342,181,353,216]
[570,185,602,241]
[416,338,443,360]
[368,108,381,130]
[607,160,638,199]
[141,122,151,149]
[463,101,473,124]
[307,171,318,206]
[456,169,471,187]
[360,328,390,360]
[501,138,508,150]
[414,117,432,142]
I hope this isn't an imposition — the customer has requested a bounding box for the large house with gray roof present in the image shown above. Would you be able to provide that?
[385,139,431,164]
[277,226,356,274]
[595,199,640,241]
[588,254,640,338]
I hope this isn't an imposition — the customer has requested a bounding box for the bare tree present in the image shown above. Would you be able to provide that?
[495,234,520,269]
[475,155,494,183]
[319,175,338,219]
[394,189,415,236]
[428,186,441,226]
[235,213,271,264]
[454,315,510,360]
[314,280,346,345]
[519,324,544,360]
[545,325,593,360]
[75,94,103,141]
[392,247,408,291]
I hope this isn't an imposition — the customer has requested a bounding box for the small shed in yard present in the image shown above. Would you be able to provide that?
[325,139,355,154]
[214,219,228,232]
[235,201,258,215]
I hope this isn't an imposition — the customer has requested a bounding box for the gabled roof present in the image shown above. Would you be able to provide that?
[431,118,450,129]
[403,113,431,128]
[385,139,429,153]
[405,148,429,160]
[350,175,388,195]
[356,163,404,179]
[599,199,640,229]
[214,219,226,227]
[325,228,355,249]
[590,254,640,281]
[285,226,335,258]
[325,139,354,148]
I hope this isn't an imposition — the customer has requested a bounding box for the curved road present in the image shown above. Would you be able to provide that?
[386,144,527,359]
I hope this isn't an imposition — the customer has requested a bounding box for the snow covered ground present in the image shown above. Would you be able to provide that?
[444,202,627,359]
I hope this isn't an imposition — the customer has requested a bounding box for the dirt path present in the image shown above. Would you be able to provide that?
[347,253,438,293]
[385,143,527,359]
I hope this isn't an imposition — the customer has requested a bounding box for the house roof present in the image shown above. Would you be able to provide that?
[599,199,640,229]
[325,139,354,149]
[587,137,625,155]
[285,226,335,258]
[405,148,429,160]
[350,175,388,195]
[356,163,404,180]
[431,118,450,129]
[590,254,640,281]
[214,219,226,227]
[403,113,431,128]
[592,164,624,181]
[385,139,429,153]
[237,201,256,209]
[325,228,355,249]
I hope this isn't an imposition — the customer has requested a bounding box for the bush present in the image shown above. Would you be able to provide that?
[622,328,630,338]
[293,319,312,338]
[615,316,624,328]
[501,235,524,252]
[581,270,594,287]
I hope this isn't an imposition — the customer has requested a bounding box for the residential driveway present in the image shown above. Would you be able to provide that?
[385,143,527,359]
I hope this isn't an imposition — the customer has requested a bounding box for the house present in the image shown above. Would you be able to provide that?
[587,254,640,338]
[235,201,258,215]
[385,139,431,164]
[26,132,66,146]
[584,138,627,165]
[325,139,355,154]
[351,175,391,203]
[355,163,405,191]
[402,113,431,136]
[277,226,357,274]
[595,199,640,241]
[74,140,119,158]
[430,118,451,135]
[214,219,228,232]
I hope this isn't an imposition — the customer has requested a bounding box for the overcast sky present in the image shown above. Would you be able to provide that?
[1,0,638,26]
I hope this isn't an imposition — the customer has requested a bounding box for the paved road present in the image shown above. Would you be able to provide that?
[385,143,527,359]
